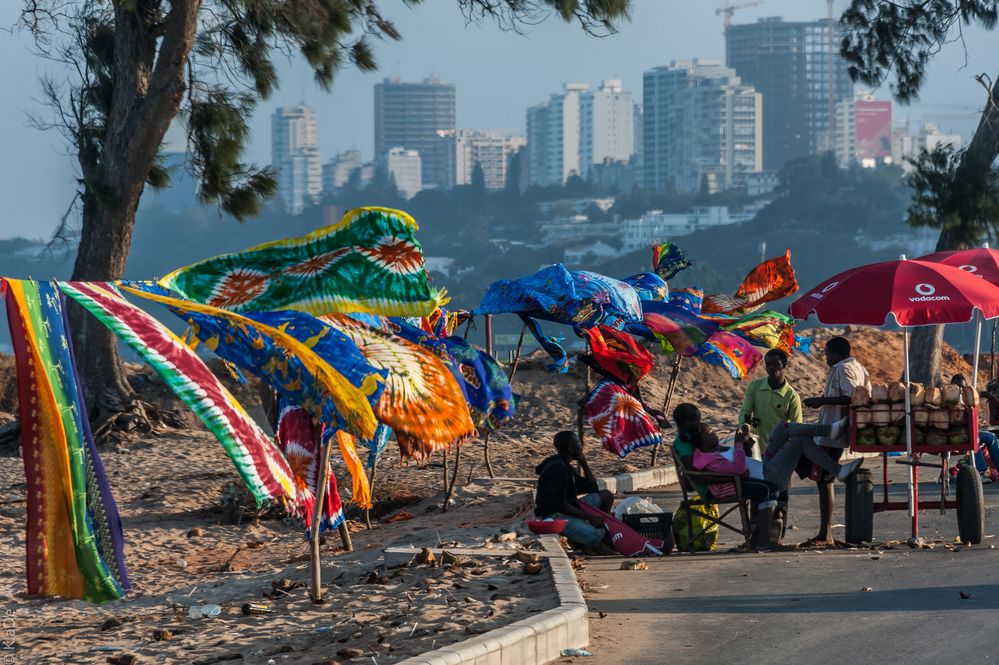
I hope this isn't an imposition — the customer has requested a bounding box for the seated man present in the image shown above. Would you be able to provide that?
[534,430,614,548]
[763,420,863,493]
[687,421,781,551]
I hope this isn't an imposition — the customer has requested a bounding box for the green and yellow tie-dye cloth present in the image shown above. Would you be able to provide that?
[160,207,446,317]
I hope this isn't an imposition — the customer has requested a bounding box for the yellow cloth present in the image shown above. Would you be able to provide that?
[336,431,372,509]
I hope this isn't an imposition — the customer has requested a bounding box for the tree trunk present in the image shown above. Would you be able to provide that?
[67,2,200,435]
[909,75,999,385]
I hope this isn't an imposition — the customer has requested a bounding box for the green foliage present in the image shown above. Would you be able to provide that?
[905,144,999,248]
[841,1,999,103]
[26,0,633,224]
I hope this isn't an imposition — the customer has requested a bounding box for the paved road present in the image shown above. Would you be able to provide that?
[583,462,999,665]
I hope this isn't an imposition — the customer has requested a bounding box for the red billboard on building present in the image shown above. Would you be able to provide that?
[855,100,892,163]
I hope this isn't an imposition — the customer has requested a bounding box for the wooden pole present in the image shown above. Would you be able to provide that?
[443,445,462,511]
[483,323,527,479]
[364,457,379,529]
[484,314,493,356]
[337,521,353,552]
[649,354,684,468]
[309,435,335,603]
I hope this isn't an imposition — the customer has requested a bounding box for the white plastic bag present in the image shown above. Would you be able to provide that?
[612,496,662,520]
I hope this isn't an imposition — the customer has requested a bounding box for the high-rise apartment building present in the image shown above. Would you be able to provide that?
[321,149,364,196]
[579,80,635,178]
[526,83,589,187]
[386,147,423,199]
[642,60,762,193]
[726,17,853,171]
[374,77,456,190]
[443,130,526,190]
[271,105,321,214]
[830,93,893,168]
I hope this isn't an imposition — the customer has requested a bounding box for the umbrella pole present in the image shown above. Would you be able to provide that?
[310,435,335,603]
[991,320,997,381]
[650,354,683,468]
[903,327,917,538]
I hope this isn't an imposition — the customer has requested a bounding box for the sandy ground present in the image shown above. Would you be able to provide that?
[0,327,986,663]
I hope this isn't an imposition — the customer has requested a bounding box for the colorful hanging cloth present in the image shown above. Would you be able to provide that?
[386,318,515,431]
[59,282,299,508]
[621,272,669,302]
[521,315,570,374]
[276,403,343,533]
[159,207,446,317]
[122,285,383,441]
[627,300,720,356]
[583,325,654,388]
[702,250,799,315]
[716,310,797,354]
[5,280,128,603]
[697,331,763,380]
[652,242,692,281]
[668,287,704,314]
[476,264,642,329]
[421,307,473,338]
[583,379,663,458]
[363,424,393,470]
[333,430,372,509]
[321,314,475,463]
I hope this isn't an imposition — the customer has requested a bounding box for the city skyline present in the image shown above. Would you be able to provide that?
[0,0,992,237]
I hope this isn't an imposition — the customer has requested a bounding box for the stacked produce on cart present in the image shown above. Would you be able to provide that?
[851,382,977,447]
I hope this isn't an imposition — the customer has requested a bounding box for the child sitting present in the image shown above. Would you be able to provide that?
[688,422,781,551]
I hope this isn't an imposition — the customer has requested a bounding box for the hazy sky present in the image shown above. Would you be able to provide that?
[0,0,993,239]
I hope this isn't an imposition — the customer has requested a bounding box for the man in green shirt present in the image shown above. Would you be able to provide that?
[739,349,802,452]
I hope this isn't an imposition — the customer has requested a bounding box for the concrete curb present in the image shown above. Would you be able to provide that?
[597,464,678,494]
[390,535,587,665]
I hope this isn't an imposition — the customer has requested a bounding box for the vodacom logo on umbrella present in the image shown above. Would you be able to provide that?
[909,283,951,302]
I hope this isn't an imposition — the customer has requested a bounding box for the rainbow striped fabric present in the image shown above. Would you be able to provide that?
[627,300,720,356]
[59,282,299,508]
[160,207,445,317]
[4,280,128,603]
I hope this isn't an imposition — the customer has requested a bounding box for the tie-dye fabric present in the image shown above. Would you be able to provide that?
[321,314,475,462]
[276,403,343,533]
[652,242,692,281]
[583,325,655,387]
[717,310,797,354]
[5,280,128,603]
[627,300,720,356]
[583,380,663,458]
[702,250,799,315]
[622,272,669,302]
[476,264,642,329]
[697,331,763,380]
[386,318,515,430]
[59,282,298,508]
[669,288,704,315]
[333,430,372,509]
[122,286,383,441]
[363,424,393,470]
[160,207,445,317]
[521,315,570,374]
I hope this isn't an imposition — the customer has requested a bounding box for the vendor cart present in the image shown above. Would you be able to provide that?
[845,406,985,544]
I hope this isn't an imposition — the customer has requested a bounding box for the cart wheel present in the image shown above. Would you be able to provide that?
[845,468,874,544]
[956,464,985,545]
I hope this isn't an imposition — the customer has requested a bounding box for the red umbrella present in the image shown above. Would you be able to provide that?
[916,247,999,390]
[917,247,999,283]
[790,257,999,538]
[789,258,999,326]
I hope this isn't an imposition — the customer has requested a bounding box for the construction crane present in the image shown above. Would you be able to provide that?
[716,1,763,31]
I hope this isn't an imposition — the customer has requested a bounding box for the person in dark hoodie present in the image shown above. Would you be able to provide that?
[534,430,614,547]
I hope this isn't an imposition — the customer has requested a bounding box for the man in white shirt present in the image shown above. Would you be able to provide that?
[801,336,872,547]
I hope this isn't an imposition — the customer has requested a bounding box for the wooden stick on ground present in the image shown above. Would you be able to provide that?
[649,354,684,468]
[443,445,462,512]
[309,435,335,603]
